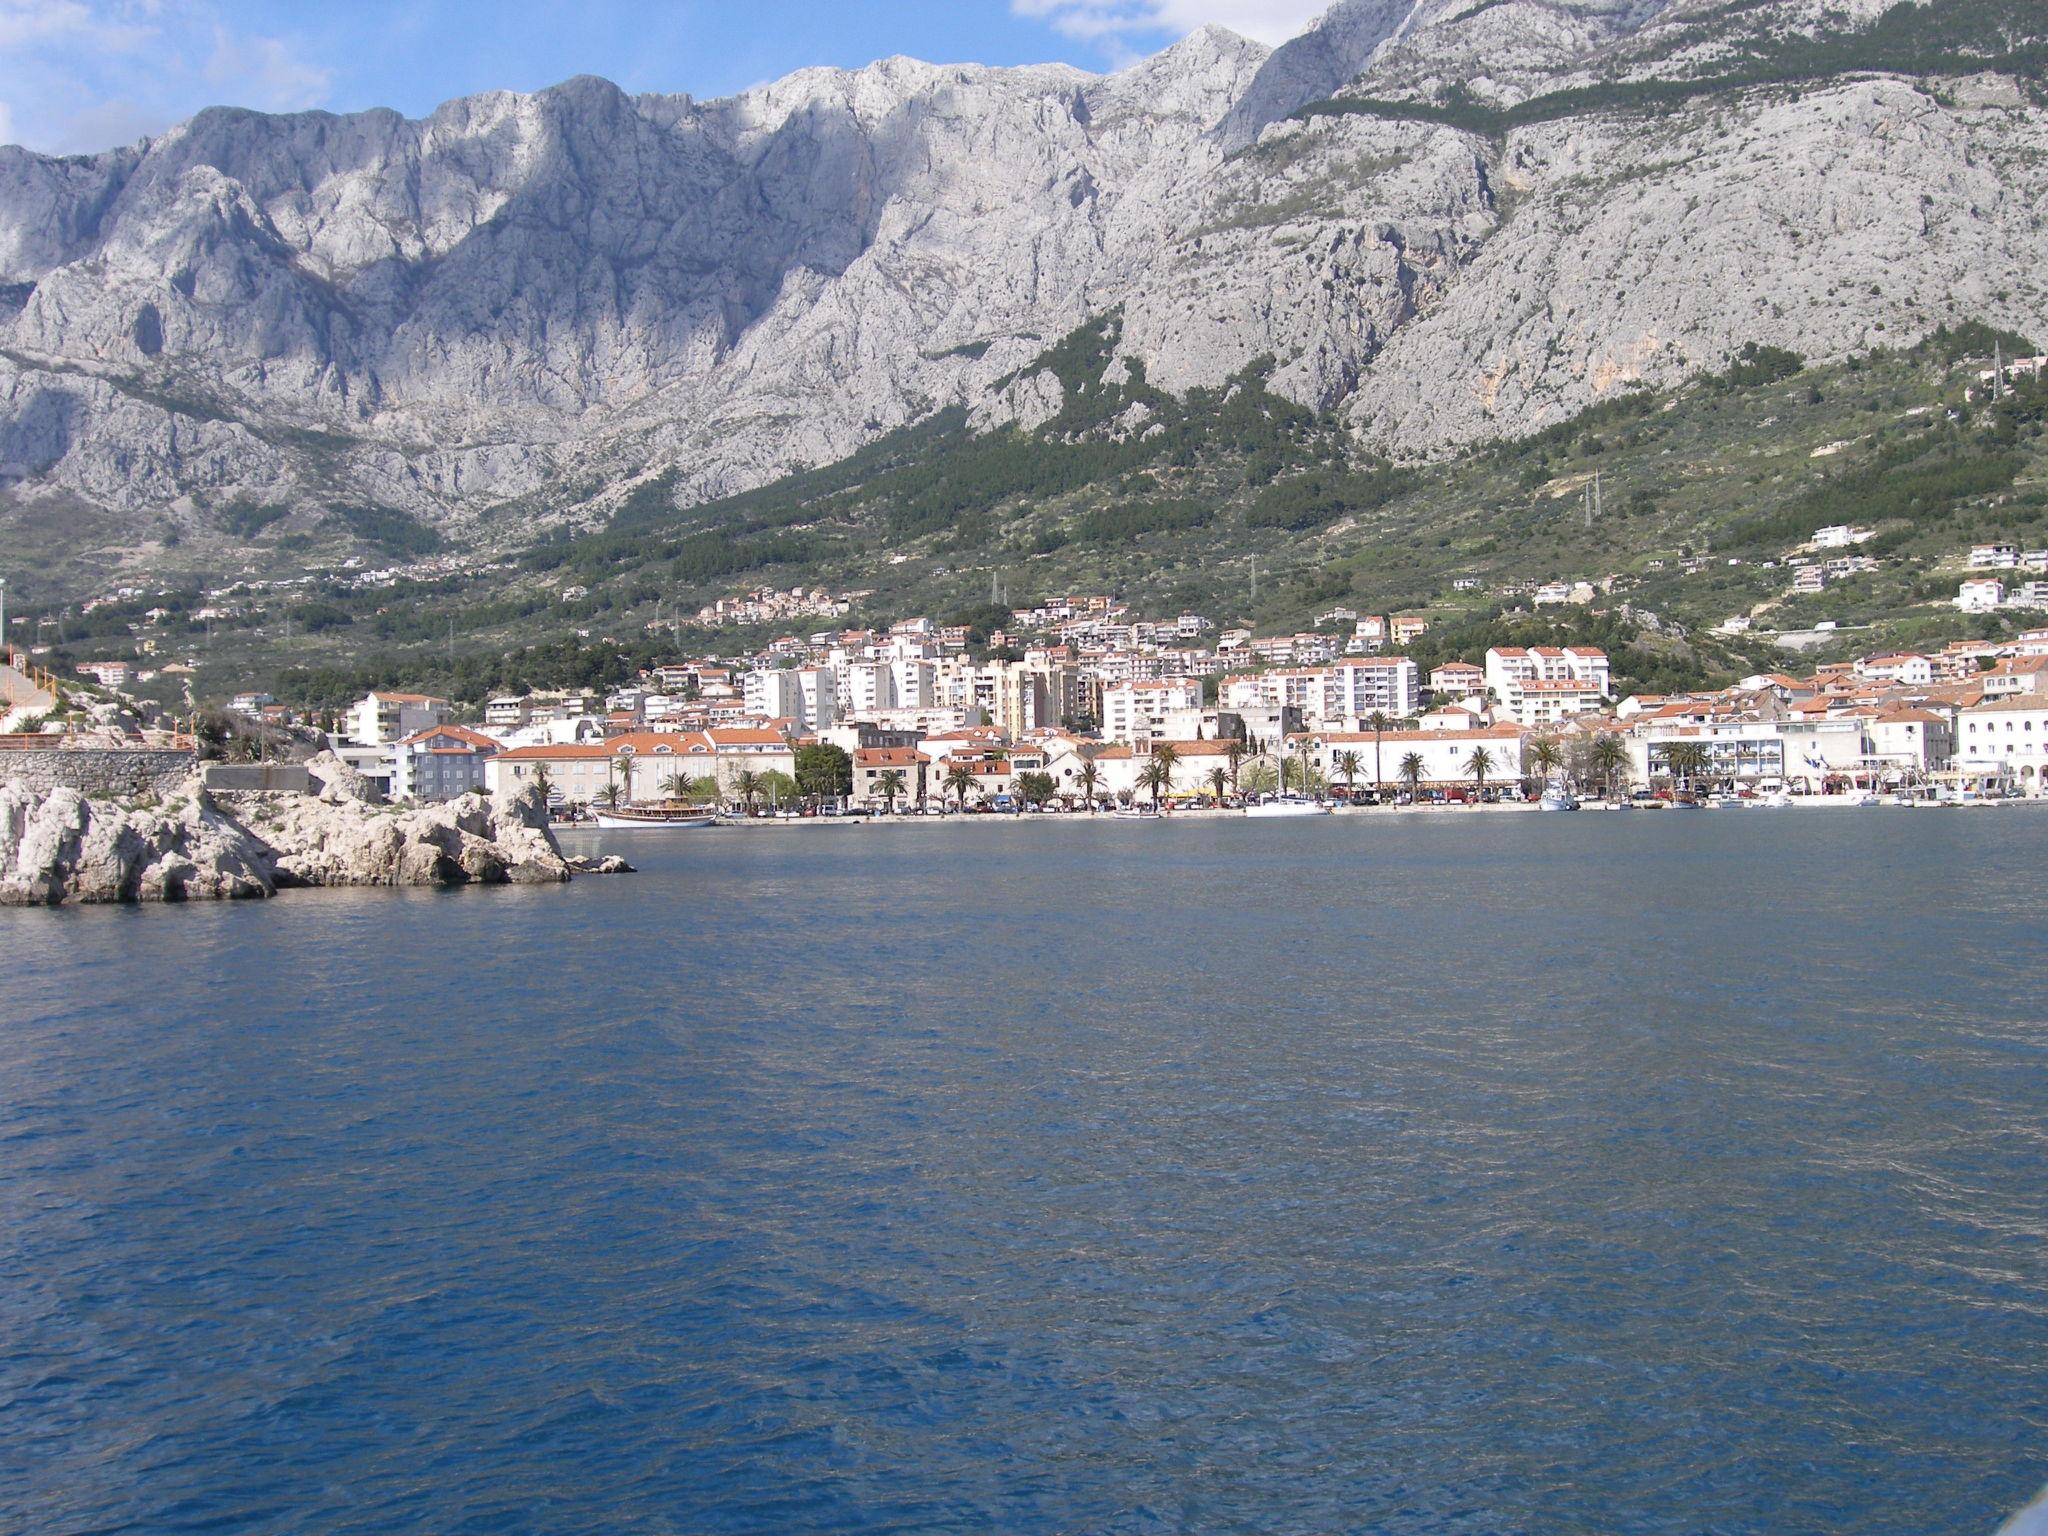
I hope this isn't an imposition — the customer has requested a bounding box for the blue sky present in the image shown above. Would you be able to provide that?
[0,0,1330,155]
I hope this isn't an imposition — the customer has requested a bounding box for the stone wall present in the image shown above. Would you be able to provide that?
[199,763,312,795]
[0,747,198,799]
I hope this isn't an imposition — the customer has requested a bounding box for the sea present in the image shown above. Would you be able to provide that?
[4,808,2045,1535]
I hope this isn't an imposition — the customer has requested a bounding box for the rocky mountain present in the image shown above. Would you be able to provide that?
[0,0,2043,561]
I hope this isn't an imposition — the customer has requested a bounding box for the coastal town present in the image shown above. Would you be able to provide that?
[9,548,2047,819]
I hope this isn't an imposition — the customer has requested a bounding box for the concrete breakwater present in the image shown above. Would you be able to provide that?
[0,756,578,905]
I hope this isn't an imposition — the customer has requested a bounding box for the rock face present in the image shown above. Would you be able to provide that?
[238,784,571,890]
[305,748,386,806]
[0,781,272,904]
[0,0,2044,540]
[0,777,573,904]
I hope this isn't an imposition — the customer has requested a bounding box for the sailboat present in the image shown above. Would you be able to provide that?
[1538,771,1579,812]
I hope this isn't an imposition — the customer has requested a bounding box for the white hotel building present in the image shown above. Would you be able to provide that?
[1484,646,1612,726]
[1219,658,1419,727]
[1102,678,1205,745]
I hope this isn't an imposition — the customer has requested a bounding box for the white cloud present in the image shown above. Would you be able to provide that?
[1012,0,1329,48]
[0,1,332,152]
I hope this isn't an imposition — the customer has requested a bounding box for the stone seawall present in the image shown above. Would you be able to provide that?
[0,747,198,799]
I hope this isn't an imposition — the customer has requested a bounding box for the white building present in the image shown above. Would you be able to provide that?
[742,668,803,722]
[1327,657,1419,721]
[1483,647,1611,725]
[1429,662,1485,700]
[1956,695,2048,792]
[1297,725,1525,790]
[1102,678,1205,745]
[1957,578,2006,612]
[345,690,451,747]
[1498,675,1607,727]
[1811,525,1874,549]
[1970,543,2021,570]
[796,667,837,730]
[837,661,898,718]
[1628,715,1874,790]
[1867,708,1954,773]
[1853,653,1935,687]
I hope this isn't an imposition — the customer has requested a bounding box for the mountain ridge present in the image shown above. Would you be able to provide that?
[1,0,2045,579]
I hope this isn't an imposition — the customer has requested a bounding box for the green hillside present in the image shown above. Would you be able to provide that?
[28,315,2048,715]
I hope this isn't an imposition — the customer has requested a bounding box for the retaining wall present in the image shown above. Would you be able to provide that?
[0,747,198,799]
[199,763,312,794]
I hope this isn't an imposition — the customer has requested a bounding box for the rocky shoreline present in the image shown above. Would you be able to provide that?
[0,752,628,907]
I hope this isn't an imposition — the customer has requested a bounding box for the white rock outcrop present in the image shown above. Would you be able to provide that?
[235,784,570,890]
[0,777,574,904]
[0,781,272,904]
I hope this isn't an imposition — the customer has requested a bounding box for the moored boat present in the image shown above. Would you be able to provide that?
[1244,797,1331,818]
[593,802,718,829]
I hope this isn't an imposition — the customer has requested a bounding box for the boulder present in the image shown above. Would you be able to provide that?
[305,749,385,806]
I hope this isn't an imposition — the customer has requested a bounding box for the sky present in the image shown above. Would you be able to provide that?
[0,0,1332,156]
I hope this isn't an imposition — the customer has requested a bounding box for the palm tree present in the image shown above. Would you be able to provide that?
[1077,758,1103,811]
[1590,736,1630,801]
[613,753,636,806]
[529,764,553,805]
[731,768,764,816]
[1224,737,1249,796]
[1526,737,1564,796]
[877,768,907,814]
[1286,739,1322,799]
[1138,755,1172,810]
[1150,743,1181,805]
[1664,741,1711,795]
[1335,749,1362,801]
[660,771,692,804]
[1464,745,1497,802]
[1207,765,1229,805]
[944,762,977,812]
[1366,710,1393,793]
[597,781,624,810]
[1399,751,1425,803]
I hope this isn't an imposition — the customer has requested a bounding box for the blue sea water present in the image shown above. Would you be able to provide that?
[2,808,2045,1535]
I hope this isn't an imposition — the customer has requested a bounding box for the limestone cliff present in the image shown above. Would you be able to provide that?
[0,0,2040,546]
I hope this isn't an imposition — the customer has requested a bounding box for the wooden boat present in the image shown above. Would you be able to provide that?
[592,802,718,829]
